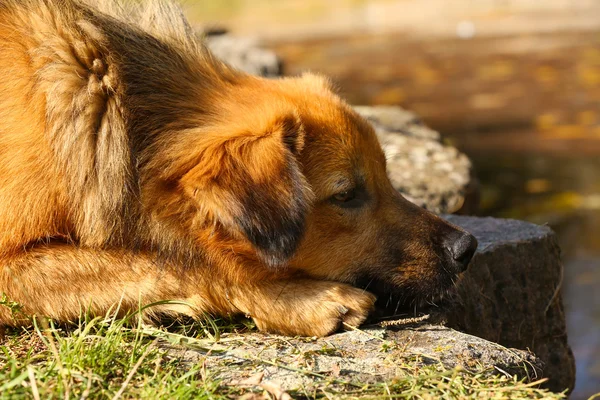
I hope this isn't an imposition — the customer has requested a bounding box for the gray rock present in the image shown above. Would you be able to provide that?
[204,33,281,77]
[354,105,440,141]
[353,106,477,214]
[441,215,575,393]
[170,324,541,394]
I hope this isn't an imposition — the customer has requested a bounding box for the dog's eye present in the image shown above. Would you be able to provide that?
[331,189,356,203]
[330,186,368,209]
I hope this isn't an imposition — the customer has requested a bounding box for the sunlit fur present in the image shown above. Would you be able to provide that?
[0,0,471,336]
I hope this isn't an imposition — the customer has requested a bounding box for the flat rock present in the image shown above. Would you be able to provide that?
[441,215,575,393]
[354,106,478,214]
[171,324,541,394]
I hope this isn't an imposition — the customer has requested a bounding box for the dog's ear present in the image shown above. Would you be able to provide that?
[180,112,313,268]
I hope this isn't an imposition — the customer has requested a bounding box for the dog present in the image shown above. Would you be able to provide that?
[0,0,477,337]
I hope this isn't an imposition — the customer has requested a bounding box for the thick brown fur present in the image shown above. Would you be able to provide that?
[0,0,476,336]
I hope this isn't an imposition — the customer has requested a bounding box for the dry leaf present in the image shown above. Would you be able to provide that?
[331,362,341,378]
[260,380,292,400]
[239,372,265,387]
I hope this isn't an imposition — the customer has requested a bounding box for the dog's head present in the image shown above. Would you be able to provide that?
[175,72,476,310]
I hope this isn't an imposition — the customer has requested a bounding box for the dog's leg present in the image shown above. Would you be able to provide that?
[0,243,206,325]
[0,243,375,336]
[221,279,377,337]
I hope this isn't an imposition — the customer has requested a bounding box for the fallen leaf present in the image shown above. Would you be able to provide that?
[240,372,265,387]
[331,363,341,378]
[260,381,292,400]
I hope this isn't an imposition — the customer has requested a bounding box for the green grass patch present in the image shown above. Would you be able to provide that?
[0,313,251,399]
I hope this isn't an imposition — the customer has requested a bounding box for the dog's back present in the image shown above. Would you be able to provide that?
[0,0,232,254]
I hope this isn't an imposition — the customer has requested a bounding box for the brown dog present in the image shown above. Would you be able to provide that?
[0,0,477,336]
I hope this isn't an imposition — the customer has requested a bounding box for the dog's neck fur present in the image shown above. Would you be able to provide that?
[83,3,253,265]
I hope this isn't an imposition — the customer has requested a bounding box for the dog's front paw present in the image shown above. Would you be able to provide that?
[252,281,376,337]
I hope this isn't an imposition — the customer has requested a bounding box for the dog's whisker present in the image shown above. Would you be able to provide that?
[361,277,375,294]
[394,299,402,315]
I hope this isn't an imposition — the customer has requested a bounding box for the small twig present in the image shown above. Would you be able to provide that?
[27,366,40,400]
[250,356,362,389]
[34,317,71,400]
[80,370,93,400]
[138,326,226,351]
[111,340,157,400]
[342,322,386,342]
[379,314,430,327]
[474,377,549,392]
[494,366,512,379]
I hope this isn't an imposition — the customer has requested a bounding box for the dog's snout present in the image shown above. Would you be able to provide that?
[444,231,478,272]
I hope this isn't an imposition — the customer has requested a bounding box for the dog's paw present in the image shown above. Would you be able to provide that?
[252,281,376,337]
[321,284,377,333]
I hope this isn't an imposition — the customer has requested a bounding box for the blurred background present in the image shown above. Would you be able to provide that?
[185,1,600,397]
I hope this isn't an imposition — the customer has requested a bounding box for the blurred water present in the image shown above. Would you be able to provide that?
[470,151,600,399]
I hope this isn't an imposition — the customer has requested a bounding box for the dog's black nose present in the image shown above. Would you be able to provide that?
[444,231,478,272]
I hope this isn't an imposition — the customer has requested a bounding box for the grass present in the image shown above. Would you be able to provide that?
[0,316,230,399]
[0,309,568,399]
